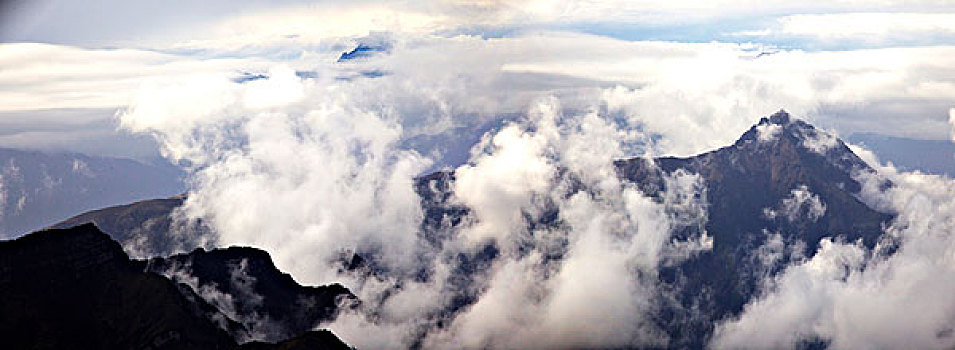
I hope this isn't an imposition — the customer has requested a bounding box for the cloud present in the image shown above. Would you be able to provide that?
[420,98,711,349]
[755,123,781,141]
[122,65,433,284]
[157,258,277,342]
[731,13,955,47]
[0,43,274,112]
[799,126,841,155]
[949,107,955,142]
[5,29,955,160]
[763,185,826,223]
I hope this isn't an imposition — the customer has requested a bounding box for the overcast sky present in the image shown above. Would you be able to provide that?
[0,0,953,159]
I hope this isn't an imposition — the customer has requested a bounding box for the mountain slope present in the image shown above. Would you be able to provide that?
[52,195,209,258]
[147,246,356,343]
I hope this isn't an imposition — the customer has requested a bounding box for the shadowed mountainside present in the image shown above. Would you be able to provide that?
[147,246,356,343]
[0,224,352,350]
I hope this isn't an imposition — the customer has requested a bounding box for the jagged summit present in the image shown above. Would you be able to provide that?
[767,108,791,125]
[732,110,869,175]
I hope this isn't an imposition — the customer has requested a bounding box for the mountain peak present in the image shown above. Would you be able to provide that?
[768,109,791,125]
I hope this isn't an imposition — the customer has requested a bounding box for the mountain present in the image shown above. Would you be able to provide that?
[614,110,892,347]
[848,132,955,177]
[337,43,390,62]
[0,224,235,349]
[239,330,352,350]
[0,224,352,350]
[49,110,894,348]
[146,246,355,343]
[0,148,185,237]
[51,195,208,258]
[411,110,893,348]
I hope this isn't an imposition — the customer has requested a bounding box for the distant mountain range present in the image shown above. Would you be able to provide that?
[0,148,185,237]
[26,110,901,348]
[848,132,955,177]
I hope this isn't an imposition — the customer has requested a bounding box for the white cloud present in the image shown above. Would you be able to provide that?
[0,43,272,112]
[422,98,709,349]
[763,185,827,223]
[121,67,433,285]
[800,127,841,155]
[949,107,955,142]
[755,123,781,141]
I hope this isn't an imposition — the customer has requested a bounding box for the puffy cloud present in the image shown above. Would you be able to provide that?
[421,98,709,349]
[121,66,432,284]
[755,123,781,142]
[763,185,827,223]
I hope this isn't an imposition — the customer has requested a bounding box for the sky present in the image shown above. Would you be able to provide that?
[4,1,955,349]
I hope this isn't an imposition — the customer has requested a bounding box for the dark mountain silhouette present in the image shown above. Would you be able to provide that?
[0,223,235,349]
[0,224,352,350]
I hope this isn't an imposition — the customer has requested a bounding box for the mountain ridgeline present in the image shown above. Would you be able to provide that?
[32,110,895,348]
